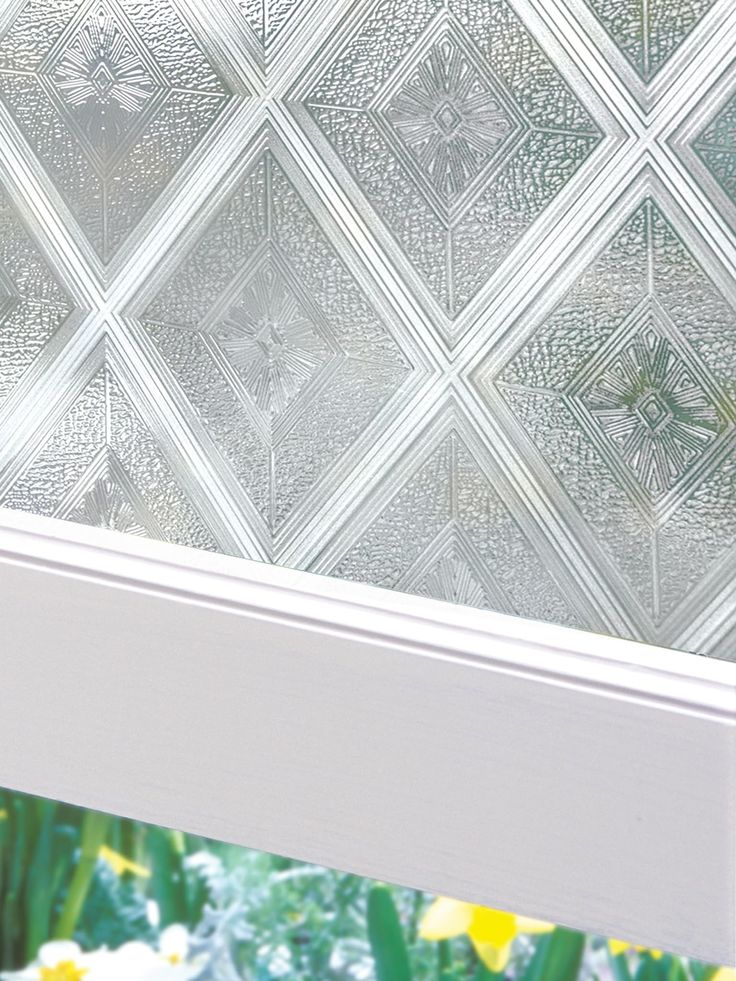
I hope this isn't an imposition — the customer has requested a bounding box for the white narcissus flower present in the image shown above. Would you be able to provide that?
[141,926,201,980]
[114,927,201,980]
[158,926,190,966]
[1,940,113,980]
[1,927,202,981]
[103,941,159,978]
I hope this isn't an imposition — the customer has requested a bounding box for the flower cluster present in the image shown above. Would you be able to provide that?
[419,897,670,974]
[3,927,202,981]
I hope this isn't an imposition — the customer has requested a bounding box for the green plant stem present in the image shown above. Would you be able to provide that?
[437,939,452,973]
[53,810,112,940]
[25,798,57,960]
[3,797,27,968]
[148,826,187,927]
[408,887,424,944]
[367,884,412,981]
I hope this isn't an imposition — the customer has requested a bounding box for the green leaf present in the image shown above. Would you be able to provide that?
[472,962,505,980]
[367,884,412,981]
[665,956,688,981]
[634,954,663,981]
[437,938,452,974]
[701,969,722,981]
[693,968,722,981]
[147,827,188,927]
[2,796,28,967]
[609,951,634,981]
[522,928,585,981]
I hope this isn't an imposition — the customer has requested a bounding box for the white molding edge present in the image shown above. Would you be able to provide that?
[0,506,734,964]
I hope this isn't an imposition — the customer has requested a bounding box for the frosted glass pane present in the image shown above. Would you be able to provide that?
[0,0,734,658]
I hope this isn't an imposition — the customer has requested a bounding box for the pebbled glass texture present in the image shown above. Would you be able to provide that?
[0,0,734,658]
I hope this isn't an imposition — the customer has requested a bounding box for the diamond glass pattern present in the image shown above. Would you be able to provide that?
[584,0,717,80]
[0,0,232,263]
[236,0,302,44]
[488,197,736,635]
[0,0,735,659]
[373,18,524,221]
[212,251,340,418]
[0,181,84,408]
[2,348,217,550]
[303,0,602,336]
[329,419,583,628]
[572,307,726,504]
[140,139,415,553]
[693,93,736,205]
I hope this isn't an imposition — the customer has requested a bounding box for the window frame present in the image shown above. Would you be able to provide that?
[0,505,734,964]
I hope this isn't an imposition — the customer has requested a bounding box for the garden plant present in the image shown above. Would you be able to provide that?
[0,789,728,981]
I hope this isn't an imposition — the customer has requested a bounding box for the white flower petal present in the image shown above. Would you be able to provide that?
[141,966,199,981]
[112,941,159,965]
[158,925,189,959]
[146,901,161,929]
[38,941,83,966]
[84,945,157,981]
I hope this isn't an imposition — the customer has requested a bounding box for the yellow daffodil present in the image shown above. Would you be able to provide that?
[711,970,736,980]
[99,845,150,878]
[608,938,662,959]
[420,897,553,972]
[39,965,87,981]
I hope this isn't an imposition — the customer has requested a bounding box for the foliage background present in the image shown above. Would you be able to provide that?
[0,788,724,980]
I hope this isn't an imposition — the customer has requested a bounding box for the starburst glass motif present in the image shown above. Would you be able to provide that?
[68,473,148,535]
[214,258,333,417]
[415,548,486,607]
[490,197,736,630]
[380,31,520,212]
[0,0,231,262]
[140,143,416,548]
[304,1,600,334]
[45,2,162,168]
[579,322,721,497]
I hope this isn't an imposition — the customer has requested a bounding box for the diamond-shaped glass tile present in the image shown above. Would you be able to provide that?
[375,24,524,219]
[487,198,736,632]
[693,93,736,208]
[211,250,338,419]
[43,1,164,171]
[331,425,583,628]
[0,0,232,262]
[303,0,601,332]
[140,140,418,550]
[2,355,217,549]
[573,313,723,502]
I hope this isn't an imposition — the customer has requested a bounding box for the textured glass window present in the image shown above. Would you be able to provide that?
[0,0,734,658]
